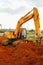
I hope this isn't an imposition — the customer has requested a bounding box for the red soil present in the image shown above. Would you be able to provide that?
[0,36,43,65]
[0,36,7,44]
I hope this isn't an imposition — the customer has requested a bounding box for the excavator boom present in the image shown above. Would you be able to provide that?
[14,7,40,38]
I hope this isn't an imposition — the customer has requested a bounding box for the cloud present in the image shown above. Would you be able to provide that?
[0,0,35,14]
[0,0,26,14]
[24,0,36,7]
[0,6,26,14]
[0,0,43,9]
[25,0,43,7]
[0,0,13,3]
[0,0,21,9]
[0,0,36,14]
[35,0,43,7]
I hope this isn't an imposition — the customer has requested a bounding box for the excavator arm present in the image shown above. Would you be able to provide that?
[14,7,40,38]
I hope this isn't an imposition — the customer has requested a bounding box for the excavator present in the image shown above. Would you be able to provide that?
[3,7,42,46]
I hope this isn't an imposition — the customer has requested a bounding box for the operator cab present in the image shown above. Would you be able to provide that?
[20,28,27,39]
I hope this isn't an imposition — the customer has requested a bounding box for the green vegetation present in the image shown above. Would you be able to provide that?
[26,30,35,39]
[27,35,35,39]
[27,35,35,38]
[26,30,43,39]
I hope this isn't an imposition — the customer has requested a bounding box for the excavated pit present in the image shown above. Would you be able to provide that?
[0,36,43,65]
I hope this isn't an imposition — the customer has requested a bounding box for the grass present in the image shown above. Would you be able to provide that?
[27,35,35,39]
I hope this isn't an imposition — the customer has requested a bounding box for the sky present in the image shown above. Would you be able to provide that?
[0,0,43,30]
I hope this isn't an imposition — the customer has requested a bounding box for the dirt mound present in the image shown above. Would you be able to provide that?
[0,36,6,40]
[0,36,8,45]
[0,36,43,65]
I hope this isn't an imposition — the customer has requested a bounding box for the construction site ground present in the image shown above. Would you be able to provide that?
[0,36,43,65]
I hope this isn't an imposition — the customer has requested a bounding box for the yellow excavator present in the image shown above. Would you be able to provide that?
[3,7,42,45]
